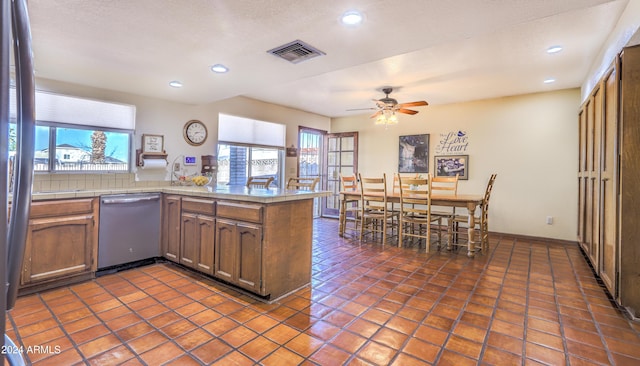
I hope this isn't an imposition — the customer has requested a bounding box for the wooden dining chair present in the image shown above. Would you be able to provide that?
[246,176,274,188]
[287,177,320,191]
[340,173,360,237]
[391,173,419,212]
[430,174,459,245]
[398,174,444,252]
[358,173,397,246]
[452,173,497,252]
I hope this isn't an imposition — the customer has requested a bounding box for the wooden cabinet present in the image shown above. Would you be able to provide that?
[215,217,262,293]
[20,199,98,291]
[578,43,640,317]
[161,195,181,262]
[160,194,314,300]
[180,198,215,275]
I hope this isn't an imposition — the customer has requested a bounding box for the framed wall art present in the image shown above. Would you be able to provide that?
[142,134,164,154]
[399,134,430,173]
[434,155,468,180]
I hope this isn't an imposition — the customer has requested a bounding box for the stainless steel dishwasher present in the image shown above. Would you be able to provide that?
[98,193,161,270]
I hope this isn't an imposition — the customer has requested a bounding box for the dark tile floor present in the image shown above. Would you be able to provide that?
[5,218,640,365]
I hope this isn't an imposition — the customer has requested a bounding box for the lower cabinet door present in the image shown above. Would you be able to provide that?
[237,223,262,293]
[22,215,94,285]
[214,219,236,282]
[196,215,215,275]
[180,212,199,269]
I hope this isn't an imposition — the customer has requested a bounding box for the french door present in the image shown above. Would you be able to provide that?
[323,132,358,217]
[298,127,326,217]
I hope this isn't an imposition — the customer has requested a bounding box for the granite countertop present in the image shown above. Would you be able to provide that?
[29,184,331,204]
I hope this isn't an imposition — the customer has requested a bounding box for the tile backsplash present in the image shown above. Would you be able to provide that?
[32,173,170,192]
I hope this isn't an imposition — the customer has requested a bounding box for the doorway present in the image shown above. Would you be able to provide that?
[298,127,326,217]
[323,132,358,217]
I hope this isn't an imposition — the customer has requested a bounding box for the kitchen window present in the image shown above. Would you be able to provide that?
[10,123,132,172]
[217,143,284,187]
[8,88,136,172]
[217,114,286,187]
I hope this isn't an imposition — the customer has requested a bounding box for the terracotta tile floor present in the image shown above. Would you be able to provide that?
[5,218,640,365]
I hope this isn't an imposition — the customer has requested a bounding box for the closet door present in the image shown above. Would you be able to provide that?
[599,60,619,296]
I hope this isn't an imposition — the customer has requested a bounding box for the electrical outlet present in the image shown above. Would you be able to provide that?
[173,163,181,172]
[546,216,553,225]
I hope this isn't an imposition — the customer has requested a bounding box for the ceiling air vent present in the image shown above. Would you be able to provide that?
[267,40,325,64]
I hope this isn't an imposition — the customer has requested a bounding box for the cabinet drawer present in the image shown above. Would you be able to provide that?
[182,198,216,215]
[30,199,94,219]
[217,201,263,223]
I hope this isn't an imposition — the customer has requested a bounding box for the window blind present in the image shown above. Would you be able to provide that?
[218,113,285,147]
[10,88,136,130]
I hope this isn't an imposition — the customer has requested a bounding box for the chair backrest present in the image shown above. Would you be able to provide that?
[246,176,274,188]
[481,174,497,214]
[431,174,459,196]
[358,173,388,209]
[392,173,419,194]
[340,174,358,192]
[398,174,432,216]
[287,177,320,191]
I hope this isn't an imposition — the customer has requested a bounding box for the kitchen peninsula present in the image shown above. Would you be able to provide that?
[23,184,329,301]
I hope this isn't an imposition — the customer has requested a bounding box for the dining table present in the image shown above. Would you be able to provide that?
[338,191,485,257]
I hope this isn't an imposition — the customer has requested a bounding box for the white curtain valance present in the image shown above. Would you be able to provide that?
[10,88,136,130]
[218,113,285,147]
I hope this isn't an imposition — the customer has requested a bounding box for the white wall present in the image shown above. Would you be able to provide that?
[331,88,580,241]
[34,79,331,183]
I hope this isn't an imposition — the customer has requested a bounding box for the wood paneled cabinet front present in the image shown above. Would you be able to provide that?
[180,198,215,275]
[21,198,98,288]
[214,218,262,293]
[161,195,182,262]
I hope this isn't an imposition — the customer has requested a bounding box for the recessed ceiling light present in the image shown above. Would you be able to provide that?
[211,64,229,73]
[169,81,183,88]
[544,78,556,84]
[546,46,563,54]
[341,10,363,25]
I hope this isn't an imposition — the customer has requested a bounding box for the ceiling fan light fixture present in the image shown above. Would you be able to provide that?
[341,10,363,26]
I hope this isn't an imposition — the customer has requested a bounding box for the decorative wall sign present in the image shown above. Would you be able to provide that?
[399,134,429,173]
[435,155,469,180]
[435,130,469,154]
[142,134,164,154]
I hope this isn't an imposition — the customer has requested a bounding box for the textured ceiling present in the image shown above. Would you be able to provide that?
[27,0,630,117]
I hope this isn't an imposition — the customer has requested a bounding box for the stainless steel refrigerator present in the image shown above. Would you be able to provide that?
[1,0,35,365]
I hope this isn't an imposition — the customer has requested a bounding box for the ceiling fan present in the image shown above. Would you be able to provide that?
[348,87,429,119]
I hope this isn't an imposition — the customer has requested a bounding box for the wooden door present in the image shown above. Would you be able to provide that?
[22,215,94,284]
[237,223,262,292]
[161,195,181,262]
[589,85,603,271]
[599,60,619,296]
[214,218,236,282]
[180,212,199,269]
[196,215,215,275]
[323,132,358,217]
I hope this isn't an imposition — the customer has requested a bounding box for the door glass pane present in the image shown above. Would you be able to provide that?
[328,137,338,151]
[341,152,354,166]
[327,152,338,166]
[341,166,354,176]
[341,136,354,151]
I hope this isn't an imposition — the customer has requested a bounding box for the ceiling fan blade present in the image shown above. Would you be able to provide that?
[397,108,419,115]
[397,101,428,108]
[369,110,382,119]
[346,107,376,111]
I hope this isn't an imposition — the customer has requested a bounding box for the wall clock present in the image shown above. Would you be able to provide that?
[183,120,208,146]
